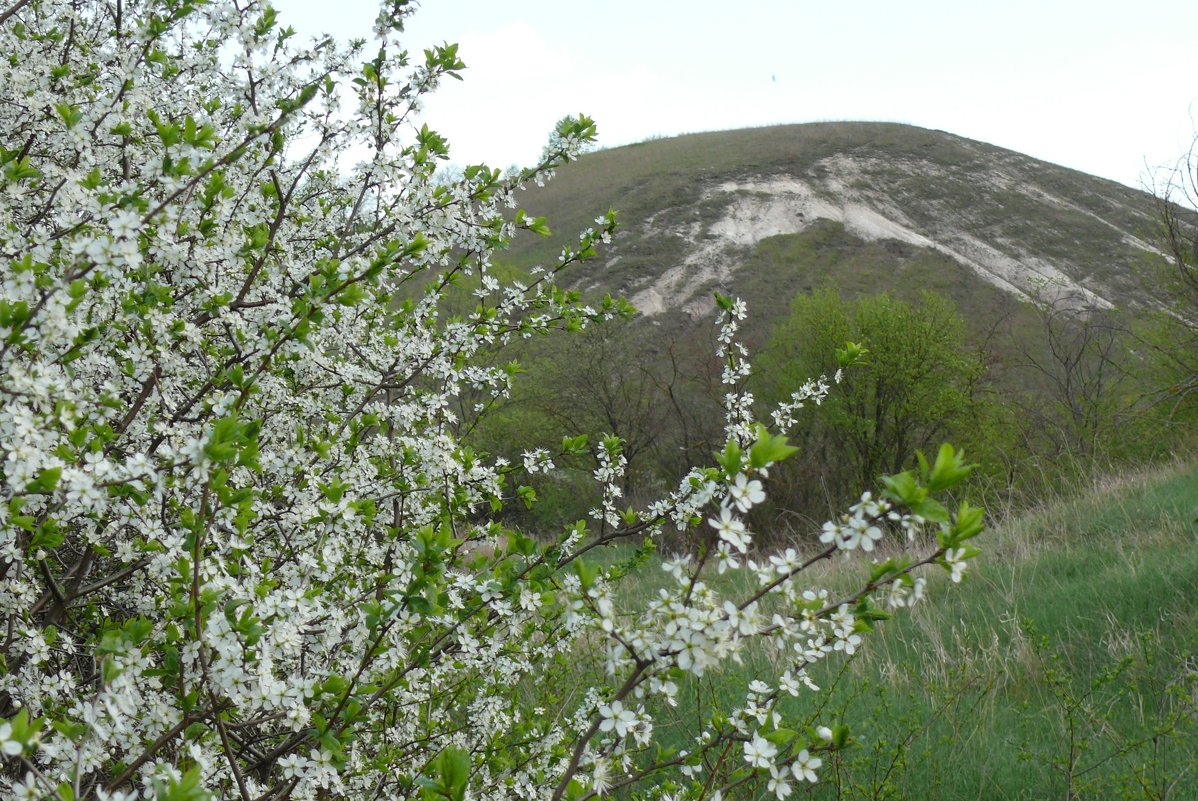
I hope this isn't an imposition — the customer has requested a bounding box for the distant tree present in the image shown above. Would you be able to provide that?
[468,318,727,529]
[756,290,991,522]
[1016,294,1128,460]
[1151,139,1198,400]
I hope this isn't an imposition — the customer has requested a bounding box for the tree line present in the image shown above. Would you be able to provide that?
[468,267,1198,540]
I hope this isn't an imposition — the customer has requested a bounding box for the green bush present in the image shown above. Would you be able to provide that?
[754,288,1005,529]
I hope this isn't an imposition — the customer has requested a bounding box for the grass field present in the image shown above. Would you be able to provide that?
[561,462,1198,800]
[800,464,1198,800]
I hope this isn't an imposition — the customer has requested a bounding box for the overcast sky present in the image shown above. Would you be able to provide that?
[279,0,1198,191]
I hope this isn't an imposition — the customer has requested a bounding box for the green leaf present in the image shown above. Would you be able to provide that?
[765,728,798,746]
[563,778,586,801]
[952,502,985,541]
[868,558,897,582]
[516,485,537,508]
[438,746,470,801]
[515,209,551,237]
[154,766,212,801]
[79,168,103,190]
[748,424,797,469]
[55,102,83,129]
[910,496,949,524]
[835,341,867,367]
[561,433,588,454]
[297,81,319,107]
[922,443,974,492]
[26,466,62,494]
[2,708,41,751]
[715,439,743,478]
[879,470,920,506]
[573,559,598,591]
[3,155,41,183]
[147,109,180,147]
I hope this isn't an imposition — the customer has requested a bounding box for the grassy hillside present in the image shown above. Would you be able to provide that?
[559,463,1198,799]
[806,463,1198,799]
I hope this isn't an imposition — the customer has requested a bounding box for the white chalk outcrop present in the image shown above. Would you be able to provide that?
[623,155,1155,317]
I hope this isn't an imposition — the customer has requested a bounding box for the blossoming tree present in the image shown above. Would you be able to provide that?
[0,0,983,799]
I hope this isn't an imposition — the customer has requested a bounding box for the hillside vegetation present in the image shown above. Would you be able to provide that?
[459,124,1198,532]
[561,463,1198,799]
[809,462,1198,799]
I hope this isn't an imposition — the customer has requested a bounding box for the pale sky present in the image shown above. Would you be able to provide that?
[279,0,1198,191]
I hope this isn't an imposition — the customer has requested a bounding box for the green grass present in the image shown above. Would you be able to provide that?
[810,464,1198,800]
[558,462,1198,799]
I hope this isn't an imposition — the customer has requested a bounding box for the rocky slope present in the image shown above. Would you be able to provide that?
[504,122,1178,326]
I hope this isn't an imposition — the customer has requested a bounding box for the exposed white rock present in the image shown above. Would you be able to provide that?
[626,157,1156,317]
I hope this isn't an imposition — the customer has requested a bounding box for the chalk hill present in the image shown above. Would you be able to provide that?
[504,122,1179,339]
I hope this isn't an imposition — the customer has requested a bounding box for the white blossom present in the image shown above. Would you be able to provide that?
[791,749,823,782]
[743,733,778,768]
[0,1,979,797]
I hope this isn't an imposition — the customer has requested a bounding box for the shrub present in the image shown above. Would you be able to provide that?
[0,2,981,799]
[755,289,997,522]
